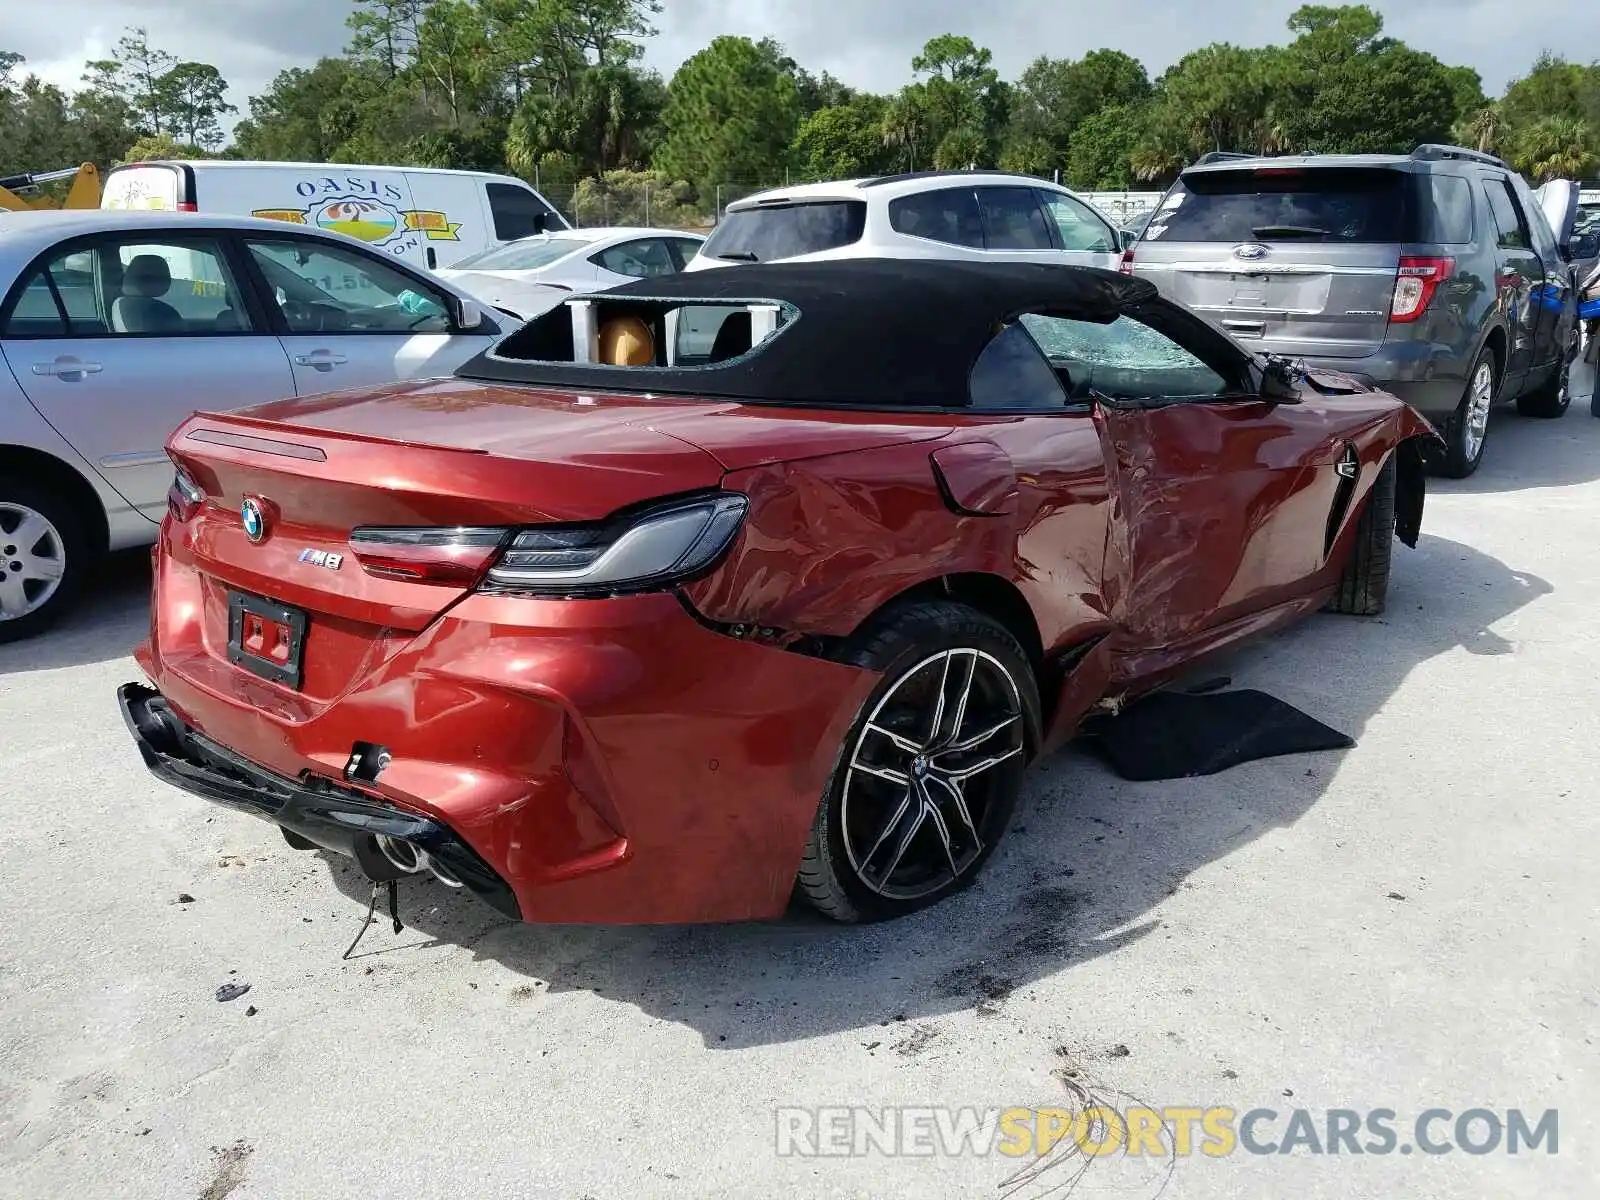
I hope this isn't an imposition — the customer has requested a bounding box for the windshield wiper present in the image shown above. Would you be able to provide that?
[1251,225,1329,239]
[714,251,759,262]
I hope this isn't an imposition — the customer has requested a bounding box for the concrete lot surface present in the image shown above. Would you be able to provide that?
[2,369,1596,1199]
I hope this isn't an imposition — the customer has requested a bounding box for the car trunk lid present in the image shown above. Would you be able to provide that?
[162,377,953,704]
[164,379,729,702]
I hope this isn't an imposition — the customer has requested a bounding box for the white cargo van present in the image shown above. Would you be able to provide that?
[100,160,569,272]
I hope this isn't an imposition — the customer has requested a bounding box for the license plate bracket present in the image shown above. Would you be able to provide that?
[227,590,308,690]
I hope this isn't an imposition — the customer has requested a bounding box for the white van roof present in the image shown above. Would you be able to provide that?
[118,160,532,183]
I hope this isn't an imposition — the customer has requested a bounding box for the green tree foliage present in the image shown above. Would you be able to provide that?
[793,95,893,179]
[113,27,178,135]
[1510,116,1597,183]
[159,63,236,149]
[4,0,1599,229]
[571,167,695,225]
[0,52,140,178]
[1006,50,1150,174]
[652,36,801,196]
[896,34,1008,169]
[1066,104,1143,189]
[120,131,210,163]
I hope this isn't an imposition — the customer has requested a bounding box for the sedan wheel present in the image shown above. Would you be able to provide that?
[0,483,91,644]
[0,502,67,622]
[797,601,1040,923]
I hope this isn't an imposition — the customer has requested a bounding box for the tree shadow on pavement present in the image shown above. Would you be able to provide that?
[320,531,1550,1049]
[0,549,150,676]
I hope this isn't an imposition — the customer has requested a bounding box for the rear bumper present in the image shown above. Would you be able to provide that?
[118,682,522,919]
[1296,343,1467,424]
[128,530,879,924]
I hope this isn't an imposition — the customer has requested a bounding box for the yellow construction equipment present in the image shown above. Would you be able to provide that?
[0,163,102,212]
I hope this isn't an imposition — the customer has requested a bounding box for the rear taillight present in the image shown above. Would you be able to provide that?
[176,201,197,213]
[347,493,750,596]
[168,468,205,522]
[1391,256,1455,322]
[1119,249,1135,275]
[347,527,509,585]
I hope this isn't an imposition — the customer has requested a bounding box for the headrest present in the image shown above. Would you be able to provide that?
[123,254,173,298]
[598,315,654,366]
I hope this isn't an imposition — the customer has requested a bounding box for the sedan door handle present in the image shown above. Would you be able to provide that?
[293,350,349,370]
[32,356,103,379]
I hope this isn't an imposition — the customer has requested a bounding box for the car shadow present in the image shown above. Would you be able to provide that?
[1444,358,1600,495]
[317,529,1549,1049]
[0,549,151,675]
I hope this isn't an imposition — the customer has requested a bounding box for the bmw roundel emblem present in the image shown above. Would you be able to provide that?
[1234,243,1269,260]
[241,498,267,543]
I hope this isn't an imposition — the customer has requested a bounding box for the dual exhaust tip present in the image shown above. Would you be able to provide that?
[373,834,464,889]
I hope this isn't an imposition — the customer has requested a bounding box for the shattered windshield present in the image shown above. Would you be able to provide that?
[1020,313,1228,401]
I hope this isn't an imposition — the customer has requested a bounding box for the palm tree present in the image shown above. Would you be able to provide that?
[1512,117,1597,184]
[1454,104,1501,154]
[881,95,928,173]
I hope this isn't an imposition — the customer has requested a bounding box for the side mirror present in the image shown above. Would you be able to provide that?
[1119,229,1137,251]
[531,212,547,236]
[1259,355,1305,404]
[454,296,486,330]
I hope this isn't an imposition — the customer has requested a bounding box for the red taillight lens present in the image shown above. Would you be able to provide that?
[1119,249,1135,276]
[176,201,198,212]
[347,527,509,585]
[168,468,204,522]
[1391,256,1455,322]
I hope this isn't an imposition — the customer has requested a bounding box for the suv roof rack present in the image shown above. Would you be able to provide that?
[856,168,1059,190]
[1412,144,1510,170]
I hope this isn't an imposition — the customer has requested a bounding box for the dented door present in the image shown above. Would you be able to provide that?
[1093,395,1348,651]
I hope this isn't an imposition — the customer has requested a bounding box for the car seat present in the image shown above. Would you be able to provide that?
[708,310,753,362]
[598,315,655,365]
[112,255,184,334]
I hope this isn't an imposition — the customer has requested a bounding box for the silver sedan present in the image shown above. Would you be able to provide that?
[0,209,505,641]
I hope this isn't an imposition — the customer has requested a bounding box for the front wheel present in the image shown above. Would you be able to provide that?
[0,481,91,644]
[1516,336,1574,419]
[796,601,1040,923]
[1328,454,1396,617]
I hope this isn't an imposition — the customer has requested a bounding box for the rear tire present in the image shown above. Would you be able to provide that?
[1516,336,1574,419]
[1329,454,1396,617]
[796,600,1040,924]
[0,479,92,644]
[1440,350,1497,478]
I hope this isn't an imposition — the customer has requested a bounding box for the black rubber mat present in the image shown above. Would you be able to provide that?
[1091,688,1355,782]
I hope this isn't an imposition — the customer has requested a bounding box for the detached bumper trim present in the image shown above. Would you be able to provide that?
[117,682,521,921]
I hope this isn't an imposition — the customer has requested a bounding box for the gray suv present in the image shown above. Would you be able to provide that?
[1131,144,1583,477]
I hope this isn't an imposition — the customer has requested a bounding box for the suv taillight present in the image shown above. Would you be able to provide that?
[1119,248,1135,276]
[1391,256,1454,322]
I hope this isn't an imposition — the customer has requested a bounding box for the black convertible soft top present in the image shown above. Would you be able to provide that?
[456,258,1161,408]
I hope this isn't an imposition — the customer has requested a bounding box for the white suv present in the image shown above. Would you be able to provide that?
[684,171,1130,274]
